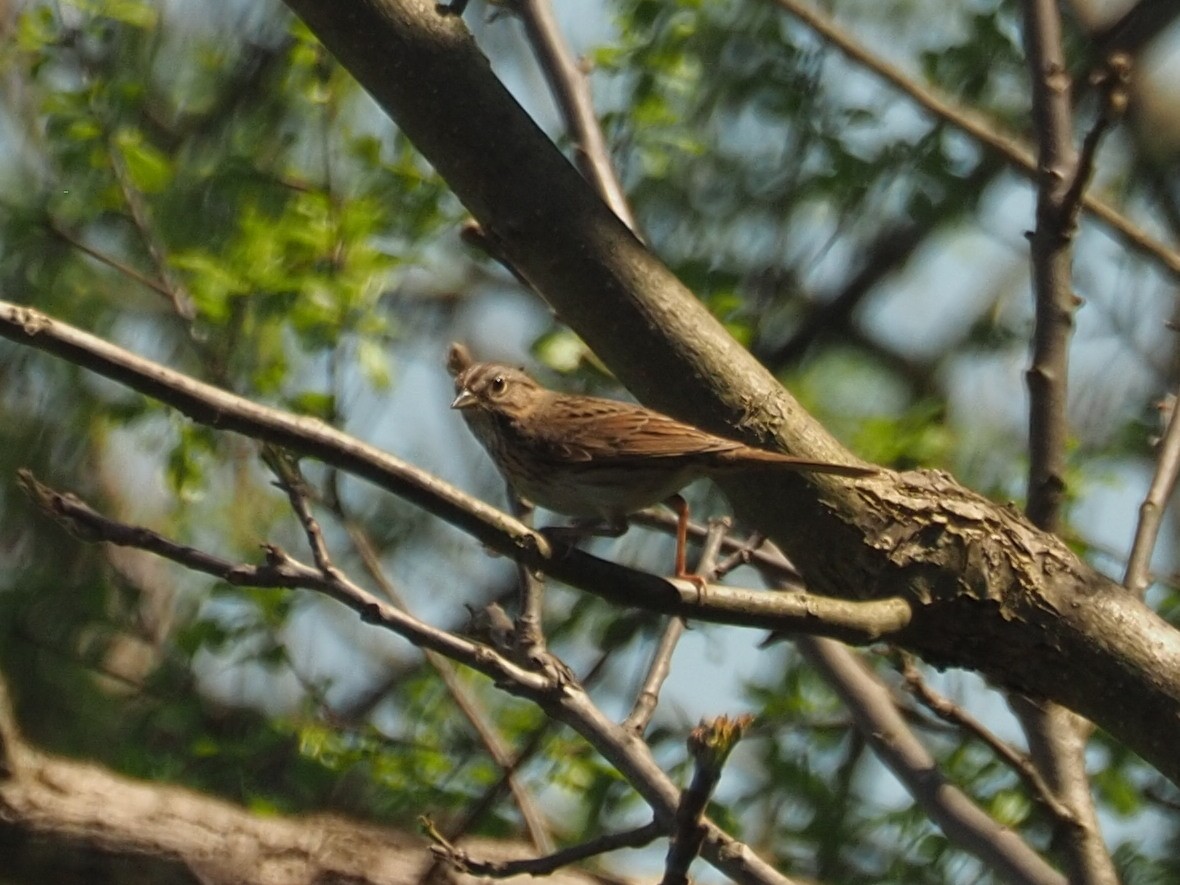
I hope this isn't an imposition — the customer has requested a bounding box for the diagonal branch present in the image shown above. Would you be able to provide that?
[508,0,639,235]
[770,0,1180,279]
[799,638,1066,885]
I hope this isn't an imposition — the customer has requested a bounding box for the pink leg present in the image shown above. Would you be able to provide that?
[667,495,707,593]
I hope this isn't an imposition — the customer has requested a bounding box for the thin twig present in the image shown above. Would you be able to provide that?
[107,135,197,322]
[508,0,640,236]
[46,223,173,299]
[713,531,768,580]
[264,448,341,578]
[895,652,1079,827]
[431,819,662,878]
[1060,54,1130,232]
[630,510,805,588]
[1125,392,1180,597]
[624,519,730,735]
[771,0,1180,280]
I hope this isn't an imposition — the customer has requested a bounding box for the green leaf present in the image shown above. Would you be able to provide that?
[113,128,173,193]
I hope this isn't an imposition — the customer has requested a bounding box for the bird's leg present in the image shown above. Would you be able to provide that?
[667,495,708,595]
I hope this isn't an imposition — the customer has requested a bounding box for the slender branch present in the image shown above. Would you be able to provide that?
[107,135,197,322]
[770,0,1180,280]
[625,519,729,735]
[713,531,768,580]
[895,652,1079,827]
[509,490,550,658]
[431,820,662,878]
[1022,0,1079,537]
[798,637,1066,885]
[508,0,640,235]
[1060,54,1130,231]
[264,449,341,578]
[46,222,173,299]
[1018,3,1118,882]
[1125,392,1180,597]
[630,510,805,588]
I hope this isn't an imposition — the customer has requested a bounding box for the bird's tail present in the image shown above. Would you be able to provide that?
[717,447,877,477]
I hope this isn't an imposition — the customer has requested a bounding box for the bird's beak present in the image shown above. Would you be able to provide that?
[451,388,477,410]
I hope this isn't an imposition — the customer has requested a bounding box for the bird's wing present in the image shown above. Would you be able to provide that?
[530,396,743,464]
[525,395,876,477]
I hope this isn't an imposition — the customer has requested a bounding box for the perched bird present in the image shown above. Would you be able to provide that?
[449,354,875,583]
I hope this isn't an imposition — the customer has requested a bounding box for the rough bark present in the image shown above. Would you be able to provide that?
[0,707,609,885]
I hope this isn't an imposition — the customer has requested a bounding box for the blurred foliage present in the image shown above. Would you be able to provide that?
[0,0,1179,882]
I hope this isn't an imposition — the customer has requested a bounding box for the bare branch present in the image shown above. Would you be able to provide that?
[771,0,1180,280]
[107,135,197,322]
[799,638,1066,885]
[631,510,805,588]
[1126,394,1180,596]
[895,652,1079,827]
[508,0,640,235]
[433,820,661,878]
[1061,54,1131,231]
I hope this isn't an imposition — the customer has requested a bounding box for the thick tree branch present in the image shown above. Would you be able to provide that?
[0,678,604,885]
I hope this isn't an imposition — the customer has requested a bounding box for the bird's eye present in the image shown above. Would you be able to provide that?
[489,374,508,397]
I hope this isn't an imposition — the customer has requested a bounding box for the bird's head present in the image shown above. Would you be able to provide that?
[451,362,543,420]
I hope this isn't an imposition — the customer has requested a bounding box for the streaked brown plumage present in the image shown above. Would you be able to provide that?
[450,359,875,581]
